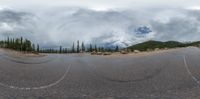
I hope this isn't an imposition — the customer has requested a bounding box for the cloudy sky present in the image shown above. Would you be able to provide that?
[0,0,200,9]
[0,0,200,48]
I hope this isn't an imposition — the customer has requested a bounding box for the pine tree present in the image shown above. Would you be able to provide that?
[20,37,23,51]
[81,42,85,52]
[37,44,40,52]
[15,38,20,51]
[98,47,101,52]
[115,45,119,52]
[89,44,92,52]
[94,44,97,52]
[10,38,13,49]
[101,47,105,52]
[59,46,62,53]
[77,40,80,53]
[72,42,75,53]
[32,44,35,51]
[12,38,15,49]
[64,48,68,53]
[24,39,32,51]
[7,37,10,48]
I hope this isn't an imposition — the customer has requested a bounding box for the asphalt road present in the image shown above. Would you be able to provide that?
[0,47,199,99]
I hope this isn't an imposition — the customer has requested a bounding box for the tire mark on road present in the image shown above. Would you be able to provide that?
[82,58,166,83]
[0,53,54,64]
[183,55,200,85]
[0,64,71,90]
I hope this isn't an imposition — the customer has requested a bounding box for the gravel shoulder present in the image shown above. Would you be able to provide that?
[0,48,46,58]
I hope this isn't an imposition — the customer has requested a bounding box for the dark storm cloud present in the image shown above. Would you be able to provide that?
[0,10,29,23]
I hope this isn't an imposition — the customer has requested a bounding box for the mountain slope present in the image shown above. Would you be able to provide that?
[127,40,200,51]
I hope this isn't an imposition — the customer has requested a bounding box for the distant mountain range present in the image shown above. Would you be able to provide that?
[127,40,200,51]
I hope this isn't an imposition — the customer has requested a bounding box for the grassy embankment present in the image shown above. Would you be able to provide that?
[127,40,200,52]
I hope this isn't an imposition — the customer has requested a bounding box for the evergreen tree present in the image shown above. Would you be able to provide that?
[98,47,101,52]
[1,37,34,52]
[81,42,85,52]
[64,48,68,53]
[115,45,119,52]
[20,37,23,51]
[32,44,35,51]
[25,39,32,51]
[94,44,97,52]
[59,46,62,53]
[15,38,20,51]
[7,37,10,48]
[37,44,40,52]
[10,38,13,49]
[101,47,105,52]
[72,42,75,53]
[77,40,80,53]
[12,38,15,49]
[89,44,93,52]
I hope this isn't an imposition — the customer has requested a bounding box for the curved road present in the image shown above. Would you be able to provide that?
[0,47,199,99]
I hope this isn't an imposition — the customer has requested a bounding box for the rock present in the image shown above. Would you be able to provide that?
[134,50,140,53]
[120,50,128,54]
[96,52,103,55]
[103,52,112,55]
[91,51,97,55]
[155,48,160,51]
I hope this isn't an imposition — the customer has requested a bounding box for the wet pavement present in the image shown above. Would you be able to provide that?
[0,47,199,99]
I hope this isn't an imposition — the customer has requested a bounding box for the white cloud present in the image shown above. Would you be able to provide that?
[1,0,200,10]
[0,6,200,48]
[0,23,13,31]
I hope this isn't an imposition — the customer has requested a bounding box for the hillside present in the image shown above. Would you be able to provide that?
[127,40,200,51]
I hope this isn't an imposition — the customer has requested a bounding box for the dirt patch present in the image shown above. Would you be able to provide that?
[0,48,46,58]
[98,47,186,58]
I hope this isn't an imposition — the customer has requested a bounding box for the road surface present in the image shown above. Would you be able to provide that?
[0,47,199,99]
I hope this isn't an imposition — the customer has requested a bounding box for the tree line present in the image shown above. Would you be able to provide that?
[0,37,40,53]
[42,40,119,53]
[0,37,119,54]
